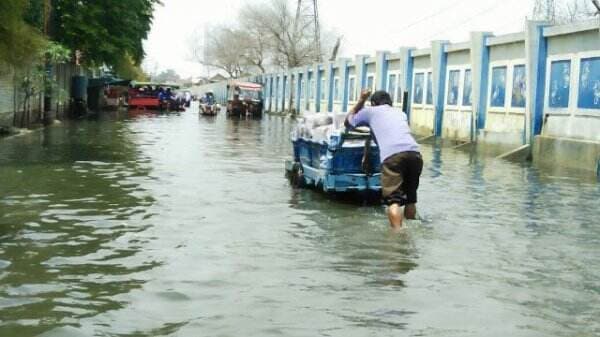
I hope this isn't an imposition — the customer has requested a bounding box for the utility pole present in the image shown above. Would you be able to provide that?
[295,0,322,62]
[592,0,600,15]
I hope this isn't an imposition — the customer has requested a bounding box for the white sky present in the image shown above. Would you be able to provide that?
[143,0,534,78]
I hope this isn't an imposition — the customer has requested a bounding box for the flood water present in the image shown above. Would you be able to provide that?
[1,106,599,337]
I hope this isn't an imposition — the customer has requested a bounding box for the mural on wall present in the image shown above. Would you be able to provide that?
[578,57,600,110]
[490,66,507,107]
[511,65,527,108]
[426,72,433,105]
[463,69,472,106]
[414,73,424,104]
[447,70,460,105]
[549,60,571,108]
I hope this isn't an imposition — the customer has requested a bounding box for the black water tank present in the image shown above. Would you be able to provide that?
[71,75,88,100]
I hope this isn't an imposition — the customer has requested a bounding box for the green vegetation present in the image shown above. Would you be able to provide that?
[53,0,160,72]
[0,0,160,78]
[0,0,46,70]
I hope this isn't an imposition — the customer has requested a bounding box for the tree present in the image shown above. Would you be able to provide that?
[52,0,160,70]
[152,69,181,83]
[239,0,320,69]
[533,0,597,23]
[190,26,252,79]
[236,16,269,74]
[188,0,338,79]
[0,0,46,69]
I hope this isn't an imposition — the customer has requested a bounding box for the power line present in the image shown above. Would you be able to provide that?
[425,0,518,41]
[394,0,472,33]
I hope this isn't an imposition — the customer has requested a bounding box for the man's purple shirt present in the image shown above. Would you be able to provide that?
[348,104,420,163]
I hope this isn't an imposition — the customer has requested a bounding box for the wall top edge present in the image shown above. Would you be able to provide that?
[386,52,403,61]
[486,32,526,46]
[411,48,432,57]
[445,42,471,53]
[543,19,600,37]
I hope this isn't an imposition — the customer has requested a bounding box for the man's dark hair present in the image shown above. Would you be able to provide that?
[370,90,393,106]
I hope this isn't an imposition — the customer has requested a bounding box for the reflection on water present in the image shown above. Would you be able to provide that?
[0,105,599,337]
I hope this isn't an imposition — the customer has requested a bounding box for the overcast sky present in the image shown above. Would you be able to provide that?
[143,0,534,78]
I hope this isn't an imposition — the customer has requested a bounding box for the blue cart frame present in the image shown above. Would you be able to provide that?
[285,130,381,193]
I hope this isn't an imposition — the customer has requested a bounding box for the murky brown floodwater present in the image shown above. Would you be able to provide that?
[1,106,599,337]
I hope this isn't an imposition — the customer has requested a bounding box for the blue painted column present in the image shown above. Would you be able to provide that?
[399,47,415,117]
[268,76,273,112]
[525,20,550,145]
[275,75,280,113]
[273,75,278,113]
[338,58,350,112]
[296,70,302,113]
[375,51,390,91]
[469,32,493,140]
[355,55,368,92]
[281,74,288,113]
[325,62,334,112]
[304,66,312,111]
[431,40,449,137]
[315,64,322,112]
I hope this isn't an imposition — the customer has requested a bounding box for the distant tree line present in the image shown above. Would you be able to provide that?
[188,0,340,78]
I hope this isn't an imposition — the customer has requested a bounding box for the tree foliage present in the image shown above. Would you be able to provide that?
[151,69,181,83]
[0,0,47,69]
[533,0,597,23]
[52,0,160,68]
[190,26,253,78]
[189,0,338,78]
[52,0,158,67]
[1,0,158,78]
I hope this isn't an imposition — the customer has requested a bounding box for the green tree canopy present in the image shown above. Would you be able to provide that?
[0,0,46,69]
[53,0,160,68]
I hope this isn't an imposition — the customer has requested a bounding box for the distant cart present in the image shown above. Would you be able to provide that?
[285,114,381,194]
[226,81,263,117]
[199,91,218,116]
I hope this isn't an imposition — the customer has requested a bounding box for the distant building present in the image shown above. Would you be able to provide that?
[209,74,227,83]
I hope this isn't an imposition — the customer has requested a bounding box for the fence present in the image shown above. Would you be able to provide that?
[197,19,600,174]
[0,63,81,128]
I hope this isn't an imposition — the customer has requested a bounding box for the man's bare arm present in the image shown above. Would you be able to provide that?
[345,89,372,128]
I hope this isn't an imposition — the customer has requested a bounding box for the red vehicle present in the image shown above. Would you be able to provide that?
[128,82,180,110]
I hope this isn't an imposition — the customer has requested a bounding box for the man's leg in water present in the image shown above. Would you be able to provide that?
[388,203,403,228]
[404,203,417,219]
[403,153,423,220]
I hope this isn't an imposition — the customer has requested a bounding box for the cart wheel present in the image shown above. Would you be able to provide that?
[290,162,305,188]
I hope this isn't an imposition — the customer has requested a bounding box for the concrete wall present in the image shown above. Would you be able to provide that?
[202,18,600,175]
[0,63,85,129]
[0,69,15,126]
